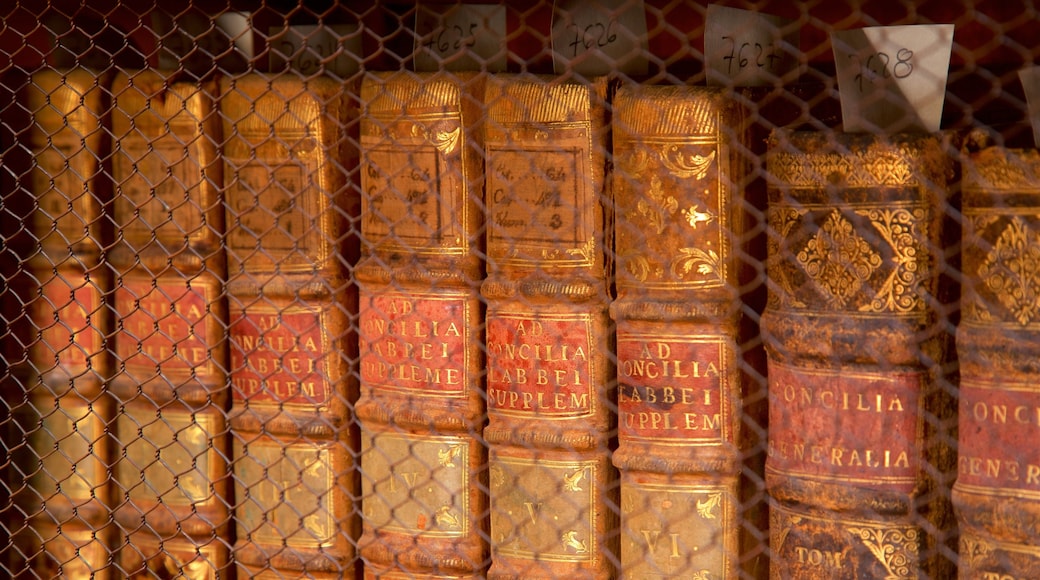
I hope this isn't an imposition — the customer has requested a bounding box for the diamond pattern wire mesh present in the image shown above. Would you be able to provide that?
[0,1,1036,579]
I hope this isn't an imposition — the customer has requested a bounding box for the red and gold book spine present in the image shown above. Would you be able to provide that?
[109,70,231,578]
[763,131,956,579]
[482,75,616,579]
[611,85,761,579]
[222,74,359,579]
[6,68,116,579]
[956,142,1040,578]
[355,72,488,578]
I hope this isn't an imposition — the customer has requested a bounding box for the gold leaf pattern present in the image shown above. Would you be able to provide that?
[847,525,920,579]
[769,146,919,188]
[626,255,657,282]
[797,211,881,308]
[433,127,460,155]
[561,530,589,553]
[660,146,715,180]
[619,148,650,175]
[682,204,714,229]
[563,468,585,492]
[438,445,462,468]
[769,511,797,580]
[959,534,993,571]
[690,571,716,580]
[695,492,722,520]
[978,217,1040,325]
[434,505,462,529]
[768,206,809,309]
[490,465,505,489]
[636,175,679,234]
[565,237,596,261]
[971,152,1035,190]
[672,248,722,281]
[857,207,928,313]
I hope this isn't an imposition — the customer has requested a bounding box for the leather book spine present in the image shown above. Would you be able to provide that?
[355,71,488,578]
[763,130,956,579]
[109,71,231,578]
[611,84,755,579]
[956,143,1040,578]
[482,74,617,579]
[222,73,359,578]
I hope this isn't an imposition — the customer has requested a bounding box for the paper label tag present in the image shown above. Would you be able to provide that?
[1019,67,1040,148]
[269,24,361,77]
[832,24,953,133]
[152,11,252,74]
[413,3,506,72]
[551,0,648,76]
[705,5,799,87]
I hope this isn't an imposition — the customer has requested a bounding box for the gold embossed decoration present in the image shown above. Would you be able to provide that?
[695,492,722,520]
[673,248,722,281]
[977,217,1040,325]
[636,175,678,235]
[659,146,715,179]
[561,531,589,554]
[618,141,725,287]
[769,146,918,188]
[857,207,928,313]
[767,206,809,309]
[433,126,460,155]
[959,534,993,571]
[848,526,920,579]
[797,211,882,308]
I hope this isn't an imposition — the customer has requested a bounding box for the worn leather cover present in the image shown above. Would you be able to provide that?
[956,143,1040,578]
[222,73,359,577]
[355,71,488,578]
[109,70,231,579]
[611,84,761,579]
[8,68,116,579]
[482,75,617,579]
[764,131,956,579]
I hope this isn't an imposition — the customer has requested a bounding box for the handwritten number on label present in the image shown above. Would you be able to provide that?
[423,23,478,54]
[851,48,914,92]
[721,36,781,75]
[893,48,914,78]
[568,20,618,57]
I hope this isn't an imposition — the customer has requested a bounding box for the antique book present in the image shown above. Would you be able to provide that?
[222,73,359,578]
[611,84,763,579]
[356,72,488,578]
[956,141,1040,578]
[482,74,617,579]
[763,131,956,578]
[109,70,231,577]
[6,68,116,578]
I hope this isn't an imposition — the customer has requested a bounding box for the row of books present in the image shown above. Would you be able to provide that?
[0,67,1035,579]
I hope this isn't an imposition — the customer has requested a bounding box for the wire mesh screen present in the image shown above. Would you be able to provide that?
[0,1,1037,579]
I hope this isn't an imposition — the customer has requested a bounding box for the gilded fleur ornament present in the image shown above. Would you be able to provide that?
[696,492,722,520]
[797,211,882,308]
[978,217,1040,325]
[438,445,462,468]
[636,175,678,234]
[682,203,714,229]
[848,526,919,579]
[660,146,715,180]
[434,505,462,529]
[433,127,460,155]
[563,468,585,492]
[562,531,589,553]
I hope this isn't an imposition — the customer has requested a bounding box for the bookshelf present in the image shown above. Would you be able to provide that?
[0,1,1037,578]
